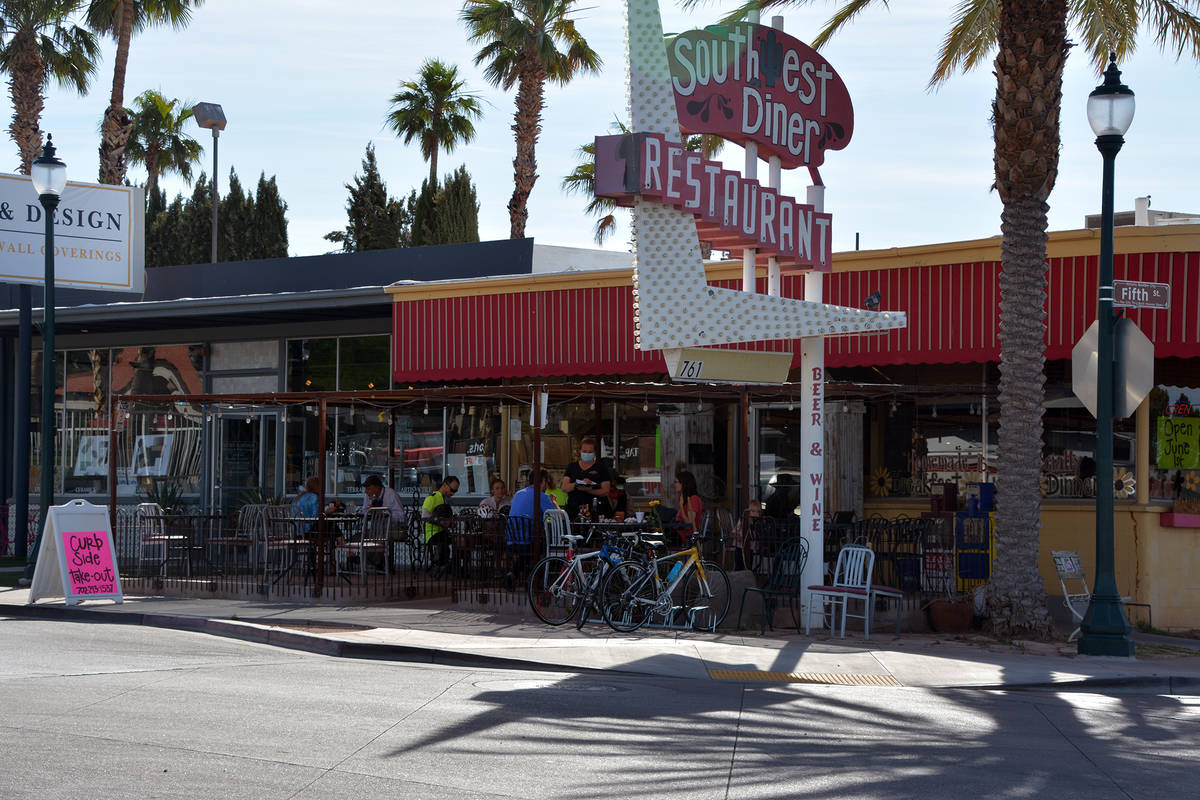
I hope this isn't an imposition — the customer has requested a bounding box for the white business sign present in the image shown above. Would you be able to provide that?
[0,172,144,293]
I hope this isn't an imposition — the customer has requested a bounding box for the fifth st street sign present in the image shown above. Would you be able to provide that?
[1113,279,1170,309]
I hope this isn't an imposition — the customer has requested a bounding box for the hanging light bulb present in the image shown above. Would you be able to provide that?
[931,405,938,418]
[589,394,595,411]
[889,399,897,417]
[842,401,849,414]
[788,396,794,412]
[423,398,429,415]
[460,398,466,414]
[642,395,649,413]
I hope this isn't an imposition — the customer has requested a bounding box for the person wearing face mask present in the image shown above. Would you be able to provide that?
[562,436,613,520]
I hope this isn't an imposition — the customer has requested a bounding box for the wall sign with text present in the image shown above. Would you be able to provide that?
[1157,417,1199,470]
[0,173,145,293]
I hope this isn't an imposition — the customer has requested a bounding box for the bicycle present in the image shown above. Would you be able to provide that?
[527,531,637,627]
[600,533,730,633]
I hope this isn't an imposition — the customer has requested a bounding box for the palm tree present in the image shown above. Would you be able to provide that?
[688,0,1200,636]
[386,58,483,188]
[0,0,99,173]
[461,0,601,239]
[124,89,202,195]
[87,0,202,186]
[563,117,724,245]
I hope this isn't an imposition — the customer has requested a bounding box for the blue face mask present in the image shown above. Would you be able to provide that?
[581,452,596,464]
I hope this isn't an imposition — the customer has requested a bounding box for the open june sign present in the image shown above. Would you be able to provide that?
[1157,417,1199,470]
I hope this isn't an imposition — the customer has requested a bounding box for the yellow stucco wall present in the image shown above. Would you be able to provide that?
[863,499,1200,630]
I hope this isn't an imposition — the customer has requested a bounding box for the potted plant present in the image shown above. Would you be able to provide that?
[925,592,974,633]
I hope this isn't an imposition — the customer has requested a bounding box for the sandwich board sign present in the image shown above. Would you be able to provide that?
[28,499,123,606]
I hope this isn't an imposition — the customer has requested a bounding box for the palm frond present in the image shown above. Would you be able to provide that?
[1135,0,1200,62]
[931,0,999,88]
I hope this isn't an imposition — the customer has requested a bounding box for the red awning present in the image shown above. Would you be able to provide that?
[391,244,1200,383]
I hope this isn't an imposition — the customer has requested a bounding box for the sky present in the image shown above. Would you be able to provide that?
[21,0,1200,261]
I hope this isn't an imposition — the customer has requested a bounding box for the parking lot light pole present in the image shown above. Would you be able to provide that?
[24,136,67,580]
[1079,55,1136,658]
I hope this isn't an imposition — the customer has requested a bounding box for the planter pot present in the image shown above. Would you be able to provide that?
[926,599,973,633]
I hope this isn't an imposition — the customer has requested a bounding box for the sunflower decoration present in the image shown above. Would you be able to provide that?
[869,467,891,497]
[1186,471,1200,492]
[1113,469,1136,499]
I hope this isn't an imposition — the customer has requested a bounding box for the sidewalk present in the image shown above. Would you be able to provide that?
[4,587,1199,694]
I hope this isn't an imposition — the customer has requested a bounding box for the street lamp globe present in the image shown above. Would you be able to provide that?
[1087,54,1136,138]
[31,135,67,197]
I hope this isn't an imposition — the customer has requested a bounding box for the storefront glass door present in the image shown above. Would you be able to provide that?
[211,411,279,514]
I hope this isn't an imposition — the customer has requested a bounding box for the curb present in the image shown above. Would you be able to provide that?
[4,601,614,676]
[981,675,1200,695]
[6,602,1198,693]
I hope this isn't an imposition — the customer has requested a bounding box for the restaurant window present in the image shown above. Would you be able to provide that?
[1148,385,1199,509]
[110,344,206,505]
[286,335,390,392]
[338,335,390,391]
[330,405,390,496]
[62,349,110,497]
[444,403,501,498]
[758,406,804,515]
[865,399,997,499]
[611,401,661,508]
[286,338,336,391]
[394,408,447,498]
[1041,403,1134,500]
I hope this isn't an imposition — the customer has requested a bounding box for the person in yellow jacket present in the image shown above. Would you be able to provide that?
[420,475,458,578]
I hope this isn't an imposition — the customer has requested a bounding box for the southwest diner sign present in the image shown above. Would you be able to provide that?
[611,0,905,356]
[667,24,853,168]
[0,173,145,293]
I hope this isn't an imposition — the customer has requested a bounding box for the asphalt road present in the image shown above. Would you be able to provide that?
[1,616,1196,799]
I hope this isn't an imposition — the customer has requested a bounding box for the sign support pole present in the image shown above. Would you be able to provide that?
[800,182,827,612]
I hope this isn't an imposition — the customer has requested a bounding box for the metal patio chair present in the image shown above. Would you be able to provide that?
[806,544,878,640]
[738,536,809,634]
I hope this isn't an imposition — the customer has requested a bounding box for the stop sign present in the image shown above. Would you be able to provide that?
[1071,318,1155,418]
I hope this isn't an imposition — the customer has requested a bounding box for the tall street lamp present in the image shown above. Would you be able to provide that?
[192,102,226,263]
[24,136,67,579]
[1079,55,1136,658]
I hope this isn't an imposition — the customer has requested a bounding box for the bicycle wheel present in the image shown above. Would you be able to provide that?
[600,561,657,633]
[682,561,731,632]
[574,558,610,630]
[528,556,582,626]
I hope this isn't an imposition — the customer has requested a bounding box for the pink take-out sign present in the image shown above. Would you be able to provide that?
[61,530,118,596]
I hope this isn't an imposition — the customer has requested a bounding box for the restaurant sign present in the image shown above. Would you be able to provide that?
[0,173,145,293]
[594,131,832,267]
[666,24,854,168]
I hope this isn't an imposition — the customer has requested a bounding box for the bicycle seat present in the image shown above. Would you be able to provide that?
[564,534,585,544]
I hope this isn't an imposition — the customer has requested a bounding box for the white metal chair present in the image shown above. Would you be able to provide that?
[806,545,877,640]
[1051,550,1151,639]
[543,508,571,559]
[336,508,390,581]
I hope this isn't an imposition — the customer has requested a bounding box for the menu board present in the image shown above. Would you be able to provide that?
[28,499,123,606]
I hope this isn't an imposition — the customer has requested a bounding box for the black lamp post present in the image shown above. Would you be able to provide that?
[24,136,67,580]
[1079,55,1136,657]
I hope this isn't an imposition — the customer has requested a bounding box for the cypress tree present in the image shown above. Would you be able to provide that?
[251,172,289,259]
[430,165,479,245]
[324,143,408,251]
